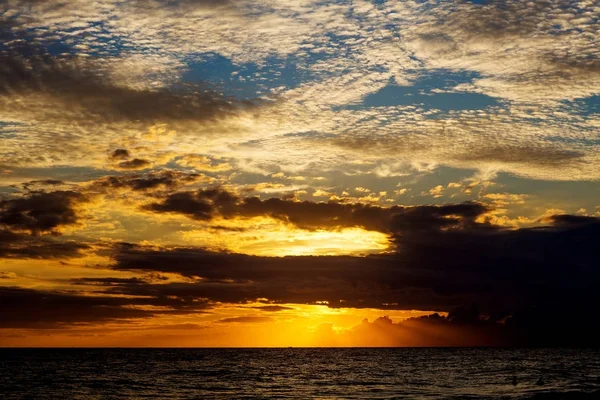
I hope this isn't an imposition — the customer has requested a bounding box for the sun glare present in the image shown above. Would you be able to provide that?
[181,217,392,256]
[255,227,391,257]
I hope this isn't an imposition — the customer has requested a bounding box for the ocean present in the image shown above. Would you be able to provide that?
[1,348,599,399]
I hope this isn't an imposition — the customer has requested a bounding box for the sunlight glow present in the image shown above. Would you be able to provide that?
[182,217,392,256]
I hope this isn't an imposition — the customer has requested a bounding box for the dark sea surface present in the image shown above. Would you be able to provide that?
[1,348,599,399]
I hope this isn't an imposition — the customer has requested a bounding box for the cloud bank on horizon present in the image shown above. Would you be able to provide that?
[1,0,600,347]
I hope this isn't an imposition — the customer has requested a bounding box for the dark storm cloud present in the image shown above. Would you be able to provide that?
[0,286,211,329]
[103,247,448,310]
[106,212,600,319]
[0,190,87,234]
[98,266,426,309]
[102,212,600,347]
[0,189,91,259]
[105,247,492,311]
[144,187,489,233]
[0,230,89,259]
[93,171,201,192]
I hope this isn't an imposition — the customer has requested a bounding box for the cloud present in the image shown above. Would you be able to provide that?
[0,54,242,124]
[70,277,149,286]
[1,192,598,345]
[143,187,488,233]
[329,306,600,347]
[217,316,273,324]
[251,305,294,312]
[110,149,130,160]
[0,285,211,329]
[107,246,456,309]
[0,190,88,234]
[175,155,233,172]
[329,313,510,347]
[16,180,70,192]
[326,114,596,181]
[136,0,235,11]
[1,0,325,64]
[144,191,218,221]
[116,159,152,171]
[542,214,600,227]
[2,0,599,181]
[406,0,600,103]
[92,171,203,192]
[105,211,600,316]
[459,145,585,167]
[0,230,90,259]
[423,185,444,198]
[0,271,17,279]
[0,15,258,170]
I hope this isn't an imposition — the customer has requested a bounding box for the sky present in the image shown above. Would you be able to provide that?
[1,0,600,347]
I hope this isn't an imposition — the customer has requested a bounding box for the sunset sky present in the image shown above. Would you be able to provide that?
[1,0,600,347]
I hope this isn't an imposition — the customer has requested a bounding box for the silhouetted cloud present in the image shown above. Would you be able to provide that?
[116,159,152,170]
[0,190,87,234]
[543,214,599,227]
[19,180,65,191]
[110,149,130,160]
[0,52,243,124]
[0,230,90,259]
[0,286,211,329]
[93,171,202,192]
[338,312,511,347]
[106,213,600,318]
[324,303,600,347]
[70,277,149,286]
[217,316,273,324]
[252,305,294,312]
[144,187,489,233]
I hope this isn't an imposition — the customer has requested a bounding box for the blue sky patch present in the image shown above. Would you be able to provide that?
[347,70,500,111]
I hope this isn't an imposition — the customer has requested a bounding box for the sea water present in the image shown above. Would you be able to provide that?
[1,348,599,399]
